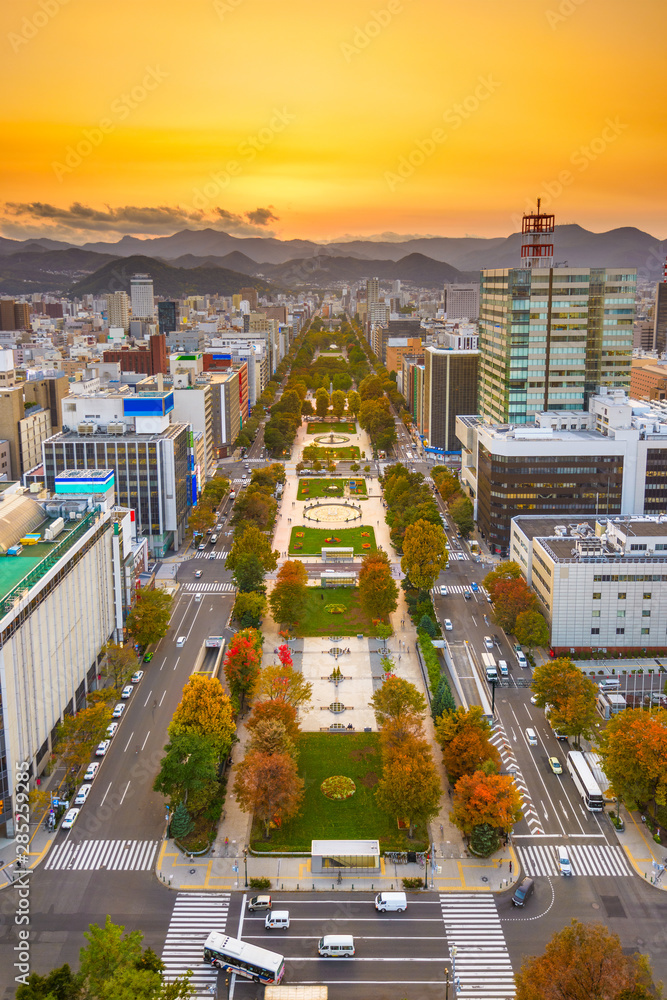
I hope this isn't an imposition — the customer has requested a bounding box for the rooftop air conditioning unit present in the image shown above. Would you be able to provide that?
[78,422,94,435]
[107,422,126,435]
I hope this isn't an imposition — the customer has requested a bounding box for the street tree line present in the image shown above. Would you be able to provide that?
[482,561,551,656]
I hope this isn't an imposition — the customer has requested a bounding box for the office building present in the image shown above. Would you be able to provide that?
[443,283,480,320]
[0,301,16,330]
[0,371,69,479]
[107,291,130,332]
[630,359,667,401]
[158,300,177,335]
[130,274,155,320]
[240,287,258,311]
[422,346,478,453]
[385,337,423,374]
[458,387,667,555]
[653,269,667,354]
[366,277,380,305]
[103,333,168,376]
[511,515,667,653]
[44,389,190,556]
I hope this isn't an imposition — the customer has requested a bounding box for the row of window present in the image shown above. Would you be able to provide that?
[592,610,652,617]
[593,574,664,582]
[592,592,652,600]
[591,628,651,635]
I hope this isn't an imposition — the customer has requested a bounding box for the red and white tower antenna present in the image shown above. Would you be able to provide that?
[520,197,555,268]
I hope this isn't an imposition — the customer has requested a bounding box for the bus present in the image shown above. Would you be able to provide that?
[203,932,285,984]
[566,750,604,811]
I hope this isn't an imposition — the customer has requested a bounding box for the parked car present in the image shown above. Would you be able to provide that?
[131,670,144,684]
[83,762,100,782]
[95,740,110,757]
[105,722,118,739]
[121,685,133,699]
[112,703,125,719]
[143,651,153,663]
[61,808,80,830]
[74,784,92,806]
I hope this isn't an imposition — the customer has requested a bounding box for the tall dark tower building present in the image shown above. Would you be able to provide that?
[653,258,667,355]
[158,301,177,336]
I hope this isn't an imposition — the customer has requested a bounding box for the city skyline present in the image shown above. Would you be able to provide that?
[1,0,666,244]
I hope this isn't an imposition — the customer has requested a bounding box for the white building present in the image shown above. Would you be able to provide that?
[443,282,480,320]
[130,274,155,320]
[107,291,130,332]
[511,514,667,653]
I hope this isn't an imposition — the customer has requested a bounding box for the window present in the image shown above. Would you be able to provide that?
[591,628,600,635]
[642,610,651,617]
[617,592,626,600]
[641,628,651,635]
[630,544,647,551]
[643,592,652,600]
[617,610,625,618]
[616,628,625,635]
[591,610,601,617]
[592,592,601,600]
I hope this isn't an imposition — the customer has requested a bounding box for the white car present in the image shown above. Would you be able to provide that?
[558,846,572,876]
[198,542,206,551]
[105,722,119,739]
[61,808,80,830]
[121,685,133,699]
[112,703,125,718]
[131,670,144,684]
[83,762,100,782]
[444,619,453,631]
[194,570,203,578]
[95,740,110,757]
[74,784,92,806]
[484,635,494,651]
[440,586,448,596]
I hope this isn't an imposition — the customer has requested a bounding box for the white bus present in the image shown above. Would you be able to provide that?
[566,750,604,811]
[204,932,285,984]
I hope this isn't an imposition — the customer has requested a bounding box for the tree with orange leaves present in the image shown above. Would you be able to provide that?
[247,699,300,743]
[450,770,523,837]
[224,630,263,712]
[234,751,304,840]
[375,736,441,839]
[491,576,539,633]
[441,726,501,784]
[358,549,399,621]
[269,560,309,627]
[596,707,667,813]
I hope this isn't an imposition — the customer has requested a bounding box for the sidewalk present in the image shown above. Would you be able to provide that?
[615,805,667,889]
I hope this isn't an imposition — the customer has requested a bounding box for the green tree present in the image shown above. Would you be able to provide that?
[153,731,221,811]
[418,614,437,638]
[232,552,267,593]
[79,917,144,999]
[189,504,215,537]
[358,549,399,621]
[331,389,346,419]
[103,642,138,690]
[514,609,550,651]
[126,588,173,648]
[170,801,194,840]
[301,399,314,416]
[470,822,500,858]
[431,675,456,720]
[347,390,361,417]
[16,965,83,1000]
[279,389,302,417]
[226,524,278,573]
[401,518,448,590]
[232,590,267,627]
[315,387,330,418]
[358,373,385,400]
[448,494,474,538]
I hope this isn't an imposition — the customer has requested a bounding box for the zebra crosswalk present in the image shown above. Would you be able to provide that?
[516,843,633,878]
[490,721,544,836]
[194,549,229,560]
[44,839,159,871]
[161,892,230,998]
[432,584,489,596]
[184,582,236,593]
[440,893,515,999]
[448,552,470,561]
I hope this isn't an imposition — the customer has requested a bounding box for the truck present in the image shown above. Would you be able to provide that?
[481,652,498,682]
[264,989,328,1000]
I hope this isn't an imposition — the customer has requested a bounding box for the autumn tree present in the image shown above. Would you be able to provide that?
[232,590,267,628]
[514,920,655,1000]
[125,588,173,648]
[315,387,330,418]
[103,642,138,690]
[226,523,278,574]
[435,704,492,746]
[358,373,385,400]
[450,770,523,836]
[253,663,313,711]
[401,518,448,590]
[514,609,550,651]
[347,390,361,417]
[358,549,399,621]
[247,699,300,743]
[224,630,263,712]
[531,657,595,723]
[248,718,297,761]
[547,673,598,747]
[441,726,500,783]
[189,504,216,537]
[370,675,427,725]
[169,675,236,758]
[331,389,346,419]
[54,703,113,772]
[596,707,667,813]
[492,577,539,633]
[431,468,462,503]
[448,494,474,538]
[483,560,522,601]
[269,560,309,626]
[234,751,304,839]
[376,738,441,838]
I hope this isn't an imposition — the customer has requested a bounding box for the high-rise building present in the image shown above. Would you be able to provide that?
[107,291,130,331]
[130,274,155,320]
[443,283,480,320]
[0,300,16,331]
[0,372,69,478]
[423,346,479,453]
[478,267,635,424]
[653,261,667,355]
[366,277,380,305]
[13,302,31,329]
[103,333,168,375]
[158,300,177,336]
[240,287,258,311]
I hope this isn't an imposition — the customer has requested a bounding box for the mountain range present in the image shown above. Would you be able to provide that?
[0,223,664,295]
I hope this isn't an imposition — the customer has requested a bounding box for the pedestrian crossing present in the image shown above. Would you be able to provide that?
[516,843,633,878]
[448,552,470,561]
[194,549,229,560]
[490,720,545,836]
[185,582,236,593]
[440,894,515,999]
[161,892,230,998]
[432,584,489,596]
[44,839,159,871]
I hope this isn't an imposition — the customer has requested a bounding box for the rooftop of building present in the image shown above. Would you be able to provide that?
[48,421,189,443]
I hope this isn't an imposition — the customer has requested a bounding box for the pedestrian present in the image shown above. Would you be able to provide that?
[509,860,513,874]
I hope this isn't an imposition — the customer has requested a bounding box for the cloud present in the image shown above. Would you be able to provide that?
[0,201,281,243]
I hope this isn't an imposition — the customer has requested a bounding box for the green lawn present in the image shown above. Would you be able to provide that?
[250,733,428,852]
[297,478,367,500]
[307,422,357,434]
[293,586,377,637]
[290,524,376,555]
[307,446,361,461]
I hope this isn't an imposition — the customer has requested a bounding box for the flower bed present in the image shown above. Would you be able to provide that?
[296,531,304,537]
[362,542,371,548]
[325,536,341,543]
[325,604,346,614]
[321,775,356,801]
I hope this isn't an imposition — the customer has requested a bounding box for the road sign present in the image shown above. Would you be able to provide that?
[232,864,238,873]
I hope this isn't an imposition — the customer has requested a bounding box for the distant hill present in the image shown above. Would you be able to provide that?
[260,252,473,287]
[169,250,260,274]
[0,248,120,293]
[66,254,273,298]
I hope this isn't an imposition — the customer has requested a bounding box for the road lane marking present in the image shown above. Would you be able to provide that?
[173,656,180,671]
[119,781,131,805]
[159,690,166,706]
[123,732,135,753]
[100,782,112,806]
[143,692,152,707]
[141,731,150,751]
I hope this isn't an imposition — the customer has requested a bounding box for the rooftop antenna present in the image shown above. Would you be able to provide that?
[520,197,555,269]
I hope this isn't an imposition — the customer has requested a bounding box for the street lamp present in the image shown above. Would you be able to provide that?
[243,847,248,888]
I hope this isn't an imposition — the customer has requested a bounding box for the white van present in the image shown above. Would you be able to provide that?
[375,891,407,912]
[525,727,538,746]
[265,910,290,930]
[516,650,528,668]
[318,935,355,957]
[498,660,509,677]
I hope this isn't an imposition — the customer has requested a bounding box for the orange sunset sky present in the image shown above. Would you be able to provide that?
[1,0,666,245]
